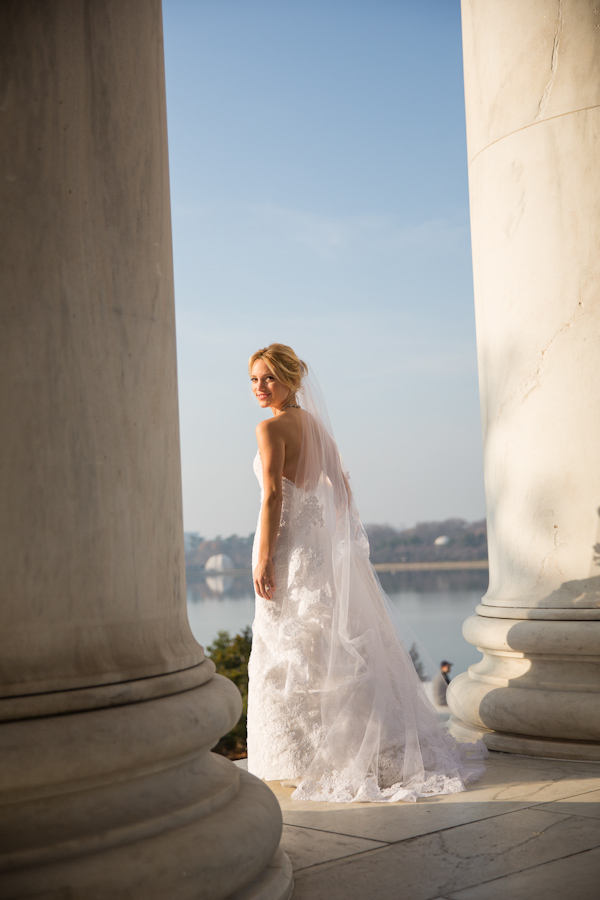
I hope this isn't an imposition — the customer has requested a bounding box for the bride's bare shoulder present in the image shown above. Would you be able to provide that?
[257,410,304,451]
[255,417,278,443]
[255,414,290,442]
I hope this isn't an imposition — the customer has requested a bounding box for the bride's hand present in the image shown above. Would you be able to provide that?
[254,559,276,600]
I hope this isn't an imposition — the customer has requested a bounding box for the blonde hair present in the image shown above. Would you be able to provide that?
[249,343,308,404]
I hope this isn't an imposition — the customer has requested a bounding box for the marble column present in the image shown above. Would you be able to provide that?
[448,0,600,760]
[0,2,292,897]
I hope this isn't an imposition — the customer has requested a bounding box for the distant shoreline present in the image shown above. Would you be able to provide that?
[187,560,489,578]
[373,560,489,572]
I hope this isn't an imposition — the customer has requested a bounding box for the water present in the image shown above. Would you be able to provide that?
[186,568,489,679]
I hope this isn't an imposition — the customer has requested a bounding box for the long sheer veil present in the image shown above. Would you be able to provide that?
[276,367,486,803]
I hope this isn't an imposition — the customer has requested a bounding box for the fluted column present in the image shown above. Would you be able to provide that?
[448,0,600,760]
[0,2,292,897]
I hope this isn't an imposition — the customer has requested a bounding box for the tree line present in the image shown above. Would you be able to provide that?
[185,517,488,569]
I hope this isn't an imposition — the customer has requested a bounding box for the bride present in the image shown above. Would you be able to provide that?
[246,343,486,803]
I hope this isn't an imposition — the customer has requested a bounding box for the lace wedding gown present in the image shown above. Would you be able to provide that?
[247,387,486,803]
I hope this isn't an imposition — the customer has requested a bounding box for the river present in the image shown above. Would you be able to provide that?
[186,568,489,680]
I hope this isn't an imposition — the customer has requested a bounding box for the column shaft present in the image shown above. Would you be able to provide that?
[0,0,200,695]
[449,0,600,759]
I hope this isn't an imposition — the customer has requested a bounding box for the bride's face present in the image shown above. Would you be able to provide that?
[251,359,288,411]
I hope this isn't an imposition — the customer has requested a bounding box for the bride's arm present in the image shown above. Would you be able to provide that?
[254,420,285,600]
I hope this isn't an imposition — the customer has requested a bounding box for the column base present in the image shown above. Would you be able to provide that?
[228,847,293,900]
[0,673,293,900]
[446,613,600,762]
[449,714,600,763]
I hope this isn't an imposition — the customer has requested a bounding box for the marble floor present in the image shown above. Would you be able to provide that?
[238,751,600,899]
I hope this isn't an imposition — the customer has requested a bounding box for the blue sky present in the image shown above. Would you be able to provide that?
[162,0,486,537]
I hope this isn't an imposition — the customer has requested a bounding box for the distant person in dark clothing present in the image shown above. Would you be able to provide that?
[432,660,453,706]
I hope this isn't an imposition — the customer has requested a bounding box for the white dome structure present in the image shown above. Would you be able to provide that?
[204,553,233,572]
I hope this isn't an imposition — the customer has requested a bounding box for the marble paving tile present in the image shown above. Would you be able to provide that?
[267,761,600,842]
[486,752,600,777]
[445,846,600,900]
[463,775,600,805]
[279,797,531,844]
[428,760,600,805]
[279,824,386,871]
[478,753,600,779]
[534,788,600,820]
[291,808,600,900]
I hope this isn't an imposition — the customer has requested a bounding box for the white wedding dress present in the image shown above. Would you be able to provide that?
[247,379,486,803]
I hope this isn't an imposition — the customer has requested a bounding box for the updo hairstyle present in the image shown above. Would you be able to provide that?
[249,343,308,405]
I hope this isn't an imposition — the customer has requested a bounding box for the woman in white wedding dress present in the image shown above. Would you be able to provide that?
[246,343,486,803]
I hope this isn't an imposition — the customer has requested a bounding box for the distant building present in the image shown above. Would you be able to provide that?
[204,554,234,596]
[204,554,233,572]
